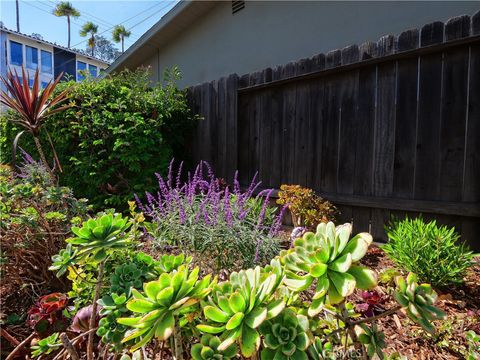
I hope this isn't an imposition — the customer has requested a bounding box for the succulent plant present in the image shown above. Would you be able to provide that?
[394,273,445,334]
[258,309,310,360]
[118,265,214,351]
[71,305,98,333]
[191,334,238,360]
[110,263,143,296]
[28,293,68,335]
[197,266,285,357]
[49,244,77,277]
[155,253,192,273]
[308,337,334,360]
[281,222,377,316]
[31,332,62,358]
[356,323,386,359]
[97,293,130,350]
[67,213,131,262]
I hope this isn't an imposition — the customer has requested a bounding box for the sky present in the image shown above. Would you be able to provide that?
[0,0,179,52]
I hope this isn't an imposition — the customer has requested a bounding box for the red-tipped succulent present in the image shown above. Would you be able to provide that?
[28,293,68,335]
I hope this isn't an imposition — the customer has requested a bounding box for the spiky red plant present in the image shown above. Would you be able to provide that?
[0,67,70,177]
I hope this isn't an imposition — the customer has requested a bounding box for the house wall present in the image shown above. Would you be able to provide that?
[4,32,55,86]
[139,1,479,87]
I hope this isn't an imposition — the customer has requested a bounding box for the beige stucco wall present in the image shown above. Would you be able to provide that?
[137,1,479,88]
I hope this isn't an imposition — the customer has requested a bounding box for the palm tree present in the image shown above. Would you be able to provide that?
[80,22,98,56]
[53,1,80,48]
[15,0,20,32]
[112,24,131,53]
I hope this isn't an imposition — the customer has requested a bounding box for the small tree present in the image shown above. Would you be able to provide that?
[80,22,98,57]
[0,68,69,179]
[112,25,131,53]
[53,1,80,48]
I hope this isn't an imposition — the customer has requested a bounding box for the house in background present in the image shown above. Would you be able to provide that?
[108,1,480,88]
[0,25,109,89]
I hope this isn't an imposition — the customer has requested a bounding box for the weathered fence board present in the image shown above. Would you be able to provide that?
[187,11,480,250]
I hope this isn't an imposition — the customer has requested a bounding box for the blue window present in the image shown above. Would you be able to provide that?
[41,81,49,89]
[77,61,87,81]
[10,41,23,66]
[26,46,38,70]
[29,78,34,88]
[89,64,97,77]
[41,50,52,74]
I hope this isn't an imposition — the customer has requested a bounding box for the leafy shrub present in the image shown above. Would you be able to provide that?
[0,153,88,310]
[383,217,475,287]
[277,184,337,229]
[139,161,284,271]
[1,67,197,209]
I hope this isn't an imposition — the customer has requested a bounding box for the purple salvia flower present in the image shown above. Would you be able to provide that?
[134,193,147,213]
[270,204,288,236]
[175,161,184,190]
[167,158,175,188]
[233,170,240,195]
[224,187,233,226]
[256,188,274,229]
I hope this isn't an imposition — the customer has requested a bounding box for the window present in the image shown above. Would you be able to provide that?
[41,81,49,89]
[10,41,23,66]
[26,46,38,70]
[89,64,97,77]
[29,78,34,88]
[41,50,53,74]
[77,61,87,81]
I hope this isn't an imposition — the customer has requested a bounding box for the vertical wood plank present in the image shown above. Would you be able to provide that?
[372,35,397,241]
[414,22,444,201]
[225,74,238,183]
[281,63,297,185]
[353,44,377,234]
[439,22,469,202]
[393,29,419,198]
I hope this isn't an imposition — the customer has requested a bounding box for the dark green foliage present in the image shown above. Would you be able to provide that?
[1,68,197,209]
[383,217,475,287]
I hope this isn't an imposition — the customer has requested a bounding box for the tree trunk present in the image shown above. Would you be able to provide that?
[121,37,124,53]
[91,35,95,56]
[67,16,71,48]
[15,0,20,32]
[33,135,55,181]
[173,319,184,360]
[87,260,105,360]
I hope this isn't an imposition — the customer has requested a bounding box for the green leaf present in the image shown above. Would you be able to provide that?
[329,271,356,297]
[155,312,175,340]
[204,306,230,323]
[244,306,268,329]
[240,326,260,357]
[347,265,377,290]
[127,299,156,313]
[226,312,244,330]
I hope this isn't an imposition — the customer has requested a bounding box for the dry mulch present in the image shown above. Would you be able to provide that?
[357,246,480,359]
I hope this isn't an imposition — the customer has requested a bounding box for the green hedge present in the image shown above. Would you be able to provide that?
[1,68,198,209]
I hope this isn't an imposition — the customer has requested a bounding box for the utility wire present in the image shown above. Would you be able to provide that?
[70,1,175,48]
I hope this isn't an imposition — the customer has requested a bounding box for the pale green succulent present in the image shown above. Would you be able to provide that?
[259,309,310,360]
[281,222,377,316]
[394,273,445,334]
[308,337,334,360]
[191,334,238,360]
[67,213,131,262]
[118,265,213,351]
[356,323,386,359]
[197,266,285,357]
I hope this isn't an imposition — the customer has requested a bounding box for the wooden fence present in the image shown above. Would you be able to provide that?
[187,12,480,250]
